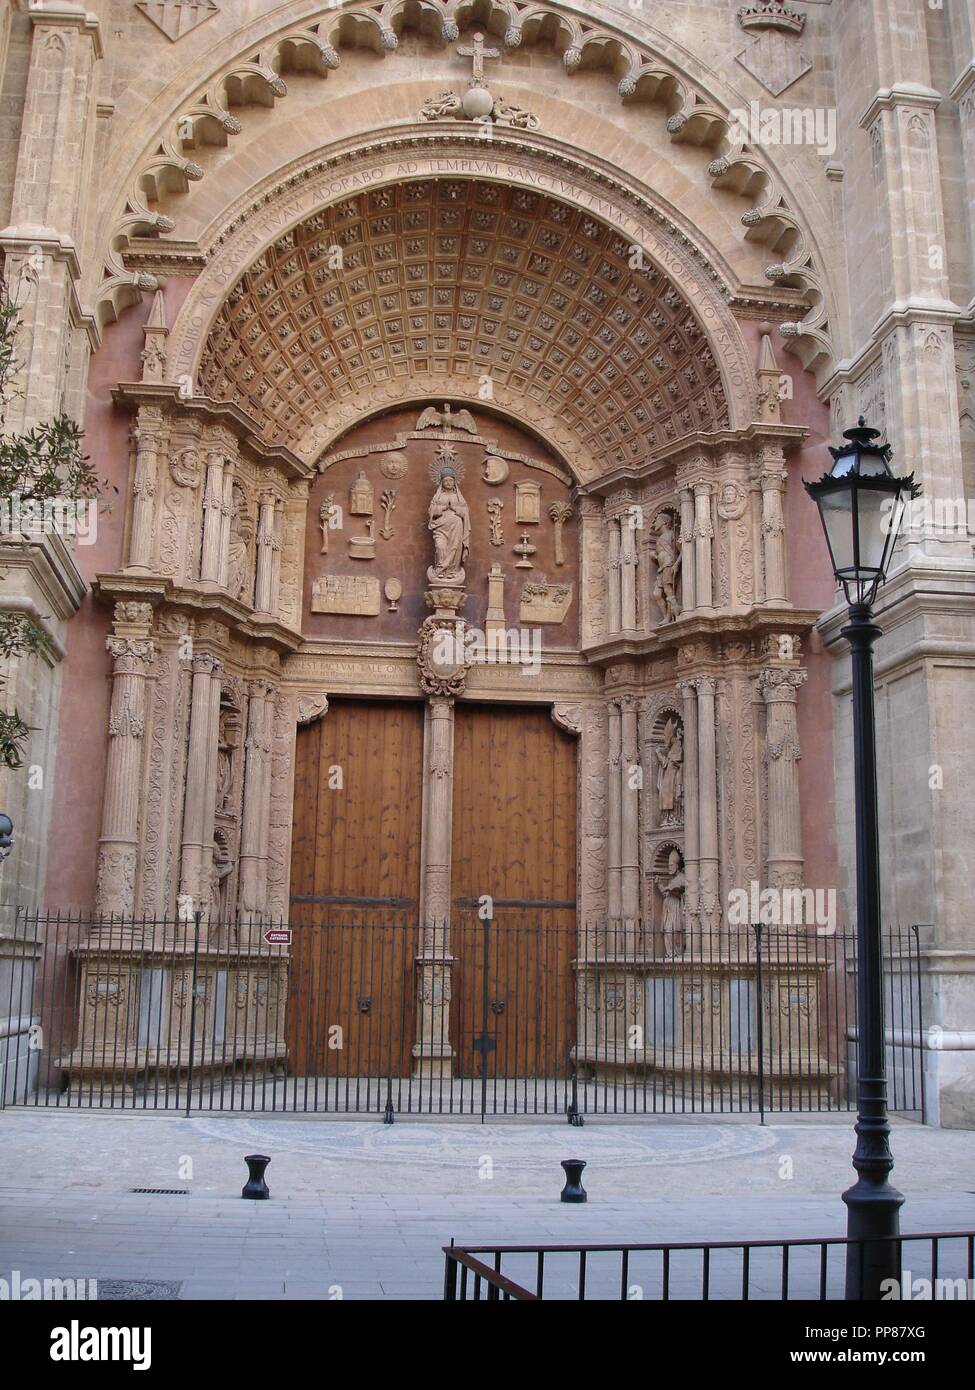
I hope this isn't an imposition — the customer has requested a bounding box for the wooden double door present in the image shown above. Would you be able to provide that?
[288,699,576,1080]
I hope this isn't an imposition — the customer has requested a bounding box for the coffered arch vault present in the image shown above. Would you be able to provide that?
[198,177,731,475]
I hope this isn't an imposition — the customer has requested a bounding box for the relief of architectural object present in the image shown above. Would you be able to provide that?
[654,717,684,826]
[485,563,506,635]
[513,532,536,569]
[380,451,408,479]
[486,498,504,546]
[549,501,572,565]
[515,480,541,524]
[416,403,477,433]
[482,455,509,484]
[427,456,470,586]
[649,510,682,623]
[349,471,374,515]
[379,489,397,540]
[520,578,573,624]
[384,578,403,612]
[349,519,376,559]
[311,574,381,616]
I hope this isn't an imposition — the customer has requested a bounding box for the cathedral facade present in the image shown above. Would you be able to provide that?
[0,0,972,1124]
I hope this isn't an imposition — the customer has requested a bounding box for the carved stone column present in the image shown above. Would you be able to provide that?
[270,499,284,614]
[678,680,700,929]
[759,450,788,605]
[238,679,275,928]
[416,695,455,1078]
[679,486,696,613]
[758,669,807,892]
[696,676,721,937]
[95,609,154,918]
[607,699,622,922]
[178,653,222,908]
[127,407,165,572]
[693,482,714,610]
[200,452,225,583]
[607,517,622,636]
[218,457,237,589]
[619,696,640,929]
[620,515,638,633]
[253,494,277,614]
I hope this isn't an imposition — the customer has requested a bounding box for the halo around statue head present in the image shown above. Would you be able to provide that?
[428,442,466,484]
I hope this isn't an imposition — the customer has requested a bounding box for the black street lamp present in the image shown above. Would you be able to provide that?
[0,813,12,865]
[805,419,920,1300]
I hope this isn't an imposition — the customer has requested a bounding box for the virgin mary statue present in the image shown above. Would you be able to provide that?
[427,468,471,583]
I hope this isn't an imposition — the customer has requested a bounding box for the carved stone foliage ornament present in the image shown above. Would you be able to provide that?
[136,1,219,44]
[487,498,504,546]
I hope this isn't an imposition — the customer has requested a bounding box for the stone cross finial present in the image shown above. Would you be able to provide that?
[458,32,500,85]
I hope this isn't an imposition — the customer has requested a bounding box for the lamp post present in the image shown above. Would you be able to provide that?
[805,419,919,1300]
[0,813,12,867]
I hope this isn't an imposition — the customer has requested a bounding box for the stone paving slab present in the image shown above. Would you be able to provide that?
[1,1109,973,1299]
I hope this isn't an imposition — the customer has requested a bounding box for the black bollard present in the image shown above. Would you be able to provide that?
[242,1154,271,1200]
[560,1158,587,1203]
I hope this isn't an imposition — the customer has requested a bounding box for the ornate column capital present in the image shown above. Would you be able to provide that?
[756,667,808,701]
[106,635,154,674]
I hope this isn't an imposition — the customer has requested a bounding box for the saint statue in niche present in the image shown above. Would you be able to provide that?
[649,511,681,623]
[654,717,684,825]
[658,848,687,956]
[427,465,471,584]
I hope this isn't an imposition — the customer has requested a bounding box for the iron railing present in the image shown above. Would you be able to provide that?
[0,910,924,1118]
[443,1230,975,1301]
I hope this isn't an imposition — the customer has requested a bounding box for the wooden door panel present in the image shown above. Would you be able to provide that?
[450,704,577,1078]
[288,699,423,1077]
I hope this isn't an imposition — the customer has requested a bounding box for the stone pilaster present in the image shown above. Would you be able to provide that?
[693,481,714,610]
[757,668,807,892]
[127,406,165,572]
[758,449,788,606]
[95,609,154,918]
[679,486,696,613]
[678,680,700,926]
[238,678,275,927]
[619,695,640,925]
[695,676,721,935]
[607,516,622,635]
[607,698,622,921]
[200,452,225,583]
[253,494,277,614]
[0,5,103,433]
[218,455,237,589]
[619,514,638,633]
[178,652,222,908]
[417,695,455,1077]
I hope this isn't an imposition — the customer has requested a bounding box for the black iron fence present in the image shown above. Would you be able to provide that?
[0,911,924,1118]
[443,1230,975,1301]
